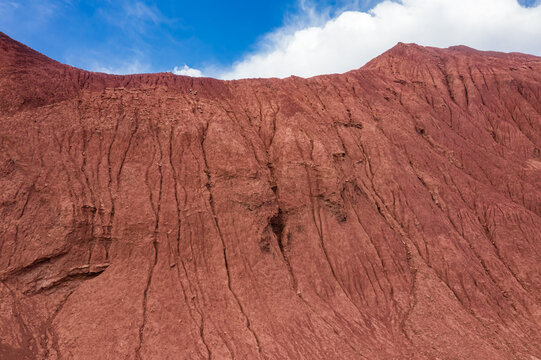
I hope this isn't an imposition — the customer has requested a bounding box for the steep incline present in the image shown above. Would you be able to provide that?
[1,32,541,359]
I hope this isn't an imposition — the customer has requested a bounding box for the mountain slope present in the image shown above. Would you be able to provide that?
[1,32,541,359]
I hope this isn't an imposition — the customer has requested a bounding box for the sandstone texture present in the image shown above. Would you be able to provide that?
[1,32,541,359]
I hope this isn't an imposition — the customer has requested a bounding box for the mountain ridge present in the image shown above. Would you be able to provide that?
[1,33,541,359]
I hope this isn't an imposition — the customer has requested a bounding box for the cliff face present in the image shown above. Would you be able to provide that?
[1,32,541,359]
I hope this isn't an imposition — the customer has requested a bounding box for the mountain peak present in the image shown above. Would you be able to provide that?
[0,32,52,65]
[2,35,541,360]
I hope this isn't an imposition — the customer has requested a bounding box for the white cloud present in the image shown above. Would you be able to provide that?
[219,0,541,79]
[173,65,204,77]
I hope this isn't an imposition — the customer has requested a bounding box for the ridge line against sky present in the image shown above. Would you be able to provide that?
[1,0,540,79]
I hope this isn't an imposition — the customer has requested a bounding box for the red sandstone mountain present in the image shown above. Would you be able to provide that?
[1,32,541,359]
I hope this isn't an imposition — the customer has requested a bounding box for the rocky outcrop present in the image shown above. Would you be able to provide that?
[1,32,541,359]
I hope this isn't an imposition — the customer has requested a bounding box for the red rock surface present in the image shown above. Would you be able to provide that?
[1,32,541,359]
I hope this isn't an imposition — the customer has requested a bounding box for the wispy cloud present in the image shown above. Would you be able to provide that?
[219,0,541,79]
[124,1,165,24]
[64,44,153,75]
[97,0,175,35]
[89,59,151,75]
[0,1,19,12]
[76,1,174,74]
[0,0,65,31]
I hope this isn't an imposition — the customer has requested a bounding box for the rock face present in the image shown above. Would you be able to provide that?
[1,32,541,359]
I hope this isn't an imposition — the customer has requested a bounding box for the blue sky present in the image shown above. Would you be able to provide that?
[0,0,380,73]
[1,0,540,78]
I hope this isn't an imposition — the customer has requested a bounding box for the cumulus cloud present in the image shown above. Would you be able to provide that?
[220,0,541,79]
[173,65,204,77]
